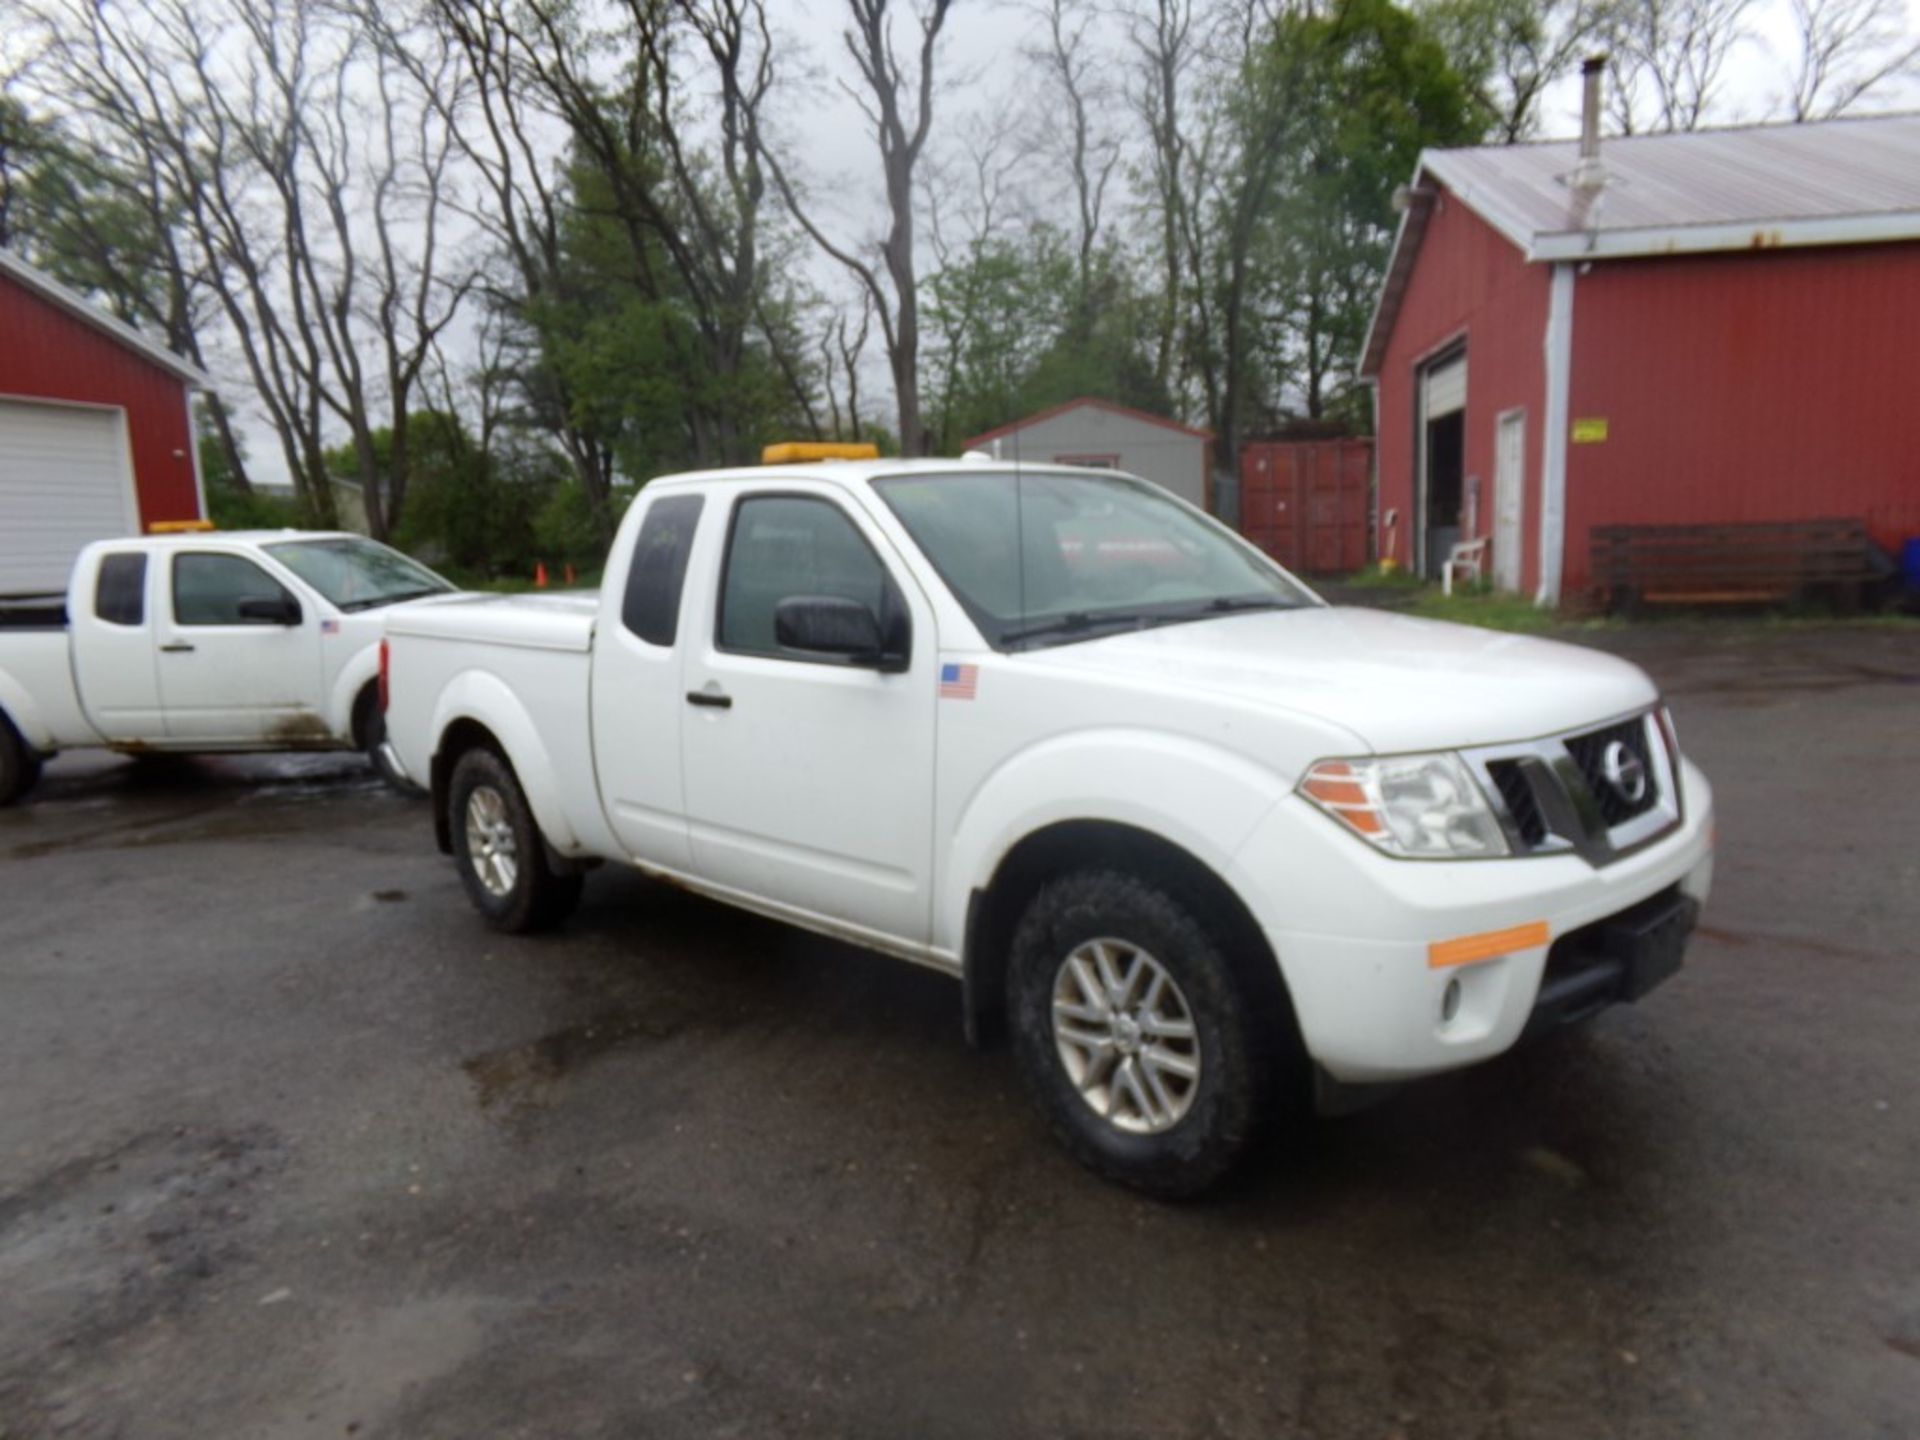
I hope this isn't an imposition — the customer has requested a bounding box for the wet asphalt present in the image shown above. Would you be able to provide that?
[1,622,1917,1439]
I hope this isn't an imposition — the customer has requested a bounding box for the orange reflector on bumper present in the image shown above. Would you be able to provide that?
[1428,920,1551,970]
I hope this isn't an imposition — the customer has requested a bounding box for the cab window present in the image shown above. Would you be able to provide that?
[172,553,296,627]
[622,494,705,646]
[94,552,147,627]
[717,496,889,657]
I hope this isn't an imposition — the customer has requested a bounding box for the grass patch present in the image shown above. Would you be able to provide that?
[1382,583,1917,635]
[1400,588,1598,633]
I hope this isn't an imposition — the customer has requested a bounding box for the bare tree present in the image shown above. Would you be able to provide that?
[1028,0,1120,301]
[769,0,956,456]
[3,29,254,492]
[396,0,619,527]
[819,288,875,441]
[920,111,1029,450]
[24,0,474,535]
[1606,0,1759,132]
[1126,0,1204,399]
[1780,0,1920,119]
[430,0,792,483]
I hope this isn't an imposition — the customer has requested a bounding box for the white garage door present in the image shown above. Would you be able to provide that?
[0,399,138,595]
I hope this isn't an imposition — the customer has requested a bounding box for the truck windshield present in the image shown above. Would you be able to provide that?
[264,537,454,612]
[874,470,1316,649]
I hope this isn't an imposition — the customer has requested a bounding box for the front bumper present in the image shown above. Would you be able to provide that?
[1229,757,1715,1083]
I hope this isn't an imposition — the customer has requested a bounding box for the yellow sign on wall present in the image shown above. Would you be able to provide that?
[1571,417,1609,444]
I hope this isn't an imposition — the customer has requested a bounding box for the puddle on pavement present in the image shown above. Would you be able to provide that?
[462,1009,685,1114]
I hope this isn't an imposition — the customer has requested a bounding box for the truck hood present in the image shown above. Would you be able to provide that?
[1032,606,1658,753]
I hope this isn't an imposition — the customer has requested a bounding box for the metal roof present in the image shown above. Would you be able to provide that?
[1361,112,1920,375]
[0,247,213,389]
[964,397,1215,448]
[1428,111,1920,259]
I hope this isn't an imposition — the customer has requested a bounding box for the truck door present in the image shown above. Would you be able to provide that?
[590,491,707,871]
[70,548,167,741]
[679,486,937,947]
[157,550,324,744]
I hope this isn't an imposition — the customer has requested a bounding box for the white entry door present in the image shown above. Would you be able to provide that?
[1493,410,1526,592]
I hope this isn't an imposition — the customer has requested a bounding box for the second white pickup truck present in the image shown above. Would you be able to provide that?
[0,530,457,803]
[383,455,1715,1195]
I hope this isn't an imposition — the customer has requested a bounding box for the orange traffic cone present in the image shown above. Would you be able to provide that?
[534,562,549,589]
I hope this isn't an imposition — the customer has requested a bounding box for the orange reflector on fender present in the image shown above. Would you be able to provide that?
[1428,920,1551,970]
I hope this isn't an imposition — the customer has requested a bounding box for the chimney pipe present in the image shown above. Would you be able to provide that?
[1574,55,1607,191]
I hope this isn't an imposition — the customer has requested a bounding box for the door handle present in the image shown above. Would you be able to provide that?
[685,690,732,709]
[160,642,196,653]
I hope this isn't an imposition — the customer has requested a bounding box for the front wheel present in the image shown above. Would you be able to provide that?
[447,747,583,933]
[1008,869,1278,1198]
[0,712,43,807]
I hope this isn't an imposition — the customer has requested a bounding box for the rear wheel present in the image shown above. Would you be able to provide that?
[0,711,43,807]
[447,747,583,933]
[1008,868,1277,1198]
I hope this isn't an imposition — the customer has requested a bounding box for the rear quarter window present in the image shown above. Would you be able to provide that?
[94,552,147,627]
[621,494,705,646]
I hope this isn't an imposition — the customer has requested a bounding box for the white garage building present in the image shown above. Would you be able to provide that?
[965,398,1216,512]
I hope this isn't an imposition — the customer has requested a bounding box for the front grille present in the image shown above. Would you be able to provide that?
[1487,759,1548,846]
[1467,708,1680,867]
[1564,717,1659,826]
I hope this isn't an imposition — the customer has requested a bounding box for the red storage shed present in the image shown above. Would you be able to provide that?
[1359,109,1920,604]
[0,248,210,594]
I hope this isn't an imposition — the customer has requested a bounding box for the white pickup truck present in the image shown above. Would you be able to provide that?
[0,530,456,804]
[383,456,1715,1195]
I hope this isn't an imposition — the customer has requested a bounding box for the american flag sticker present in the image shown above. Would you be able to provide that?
[939,662,979,701]
[320,619,340,636]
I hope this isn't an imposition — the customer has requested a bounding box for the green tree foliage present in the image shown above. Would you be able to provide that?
[500,144,818,527]
[1204,0,1486,451]
[199,408,301,530]
[324,412,574,581]
[0,99,168,325]
[1420,0,1611,142]
[925,226,1174,452]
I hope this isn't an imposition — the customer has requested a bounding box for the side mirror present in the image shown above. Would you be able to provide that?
[774,594,906,670]
[238,595,302,626]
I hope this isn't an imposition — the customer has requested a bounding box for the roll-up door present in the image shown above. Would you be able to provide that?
[1422,353,1467,417]
[0,400,137,594]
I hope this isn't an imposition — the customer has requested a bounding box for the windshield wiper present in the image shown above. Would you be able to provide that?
[1001,610,1166,647]
[1198,595,1299,614]
[338,587,448,613]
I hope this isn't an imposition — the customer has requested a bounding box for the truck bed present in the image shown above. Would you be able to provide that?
[382,591,598,652]
[0,594,68,629]
[383,591,607,856]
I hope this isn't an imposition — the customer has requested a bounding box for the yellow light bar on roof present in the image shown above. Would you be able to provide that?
[762,441,879,464]
[147,519,216,534]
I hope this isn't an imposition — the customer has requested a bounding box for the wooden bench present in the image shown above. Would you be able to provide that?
[1591,519,1877,612]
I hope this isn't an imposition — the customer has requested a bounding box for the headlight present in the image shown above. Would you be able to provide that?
[1299,753,1510,859]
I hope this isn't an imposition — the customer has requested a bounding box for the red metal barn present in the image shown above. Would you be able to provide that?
[1360,111,1920,603]
[0,249,209,594]
[1238,437,1373,575]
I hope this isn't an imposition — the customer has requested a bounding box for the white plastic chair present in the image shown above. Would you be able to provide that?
[1441,537,1490,596]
